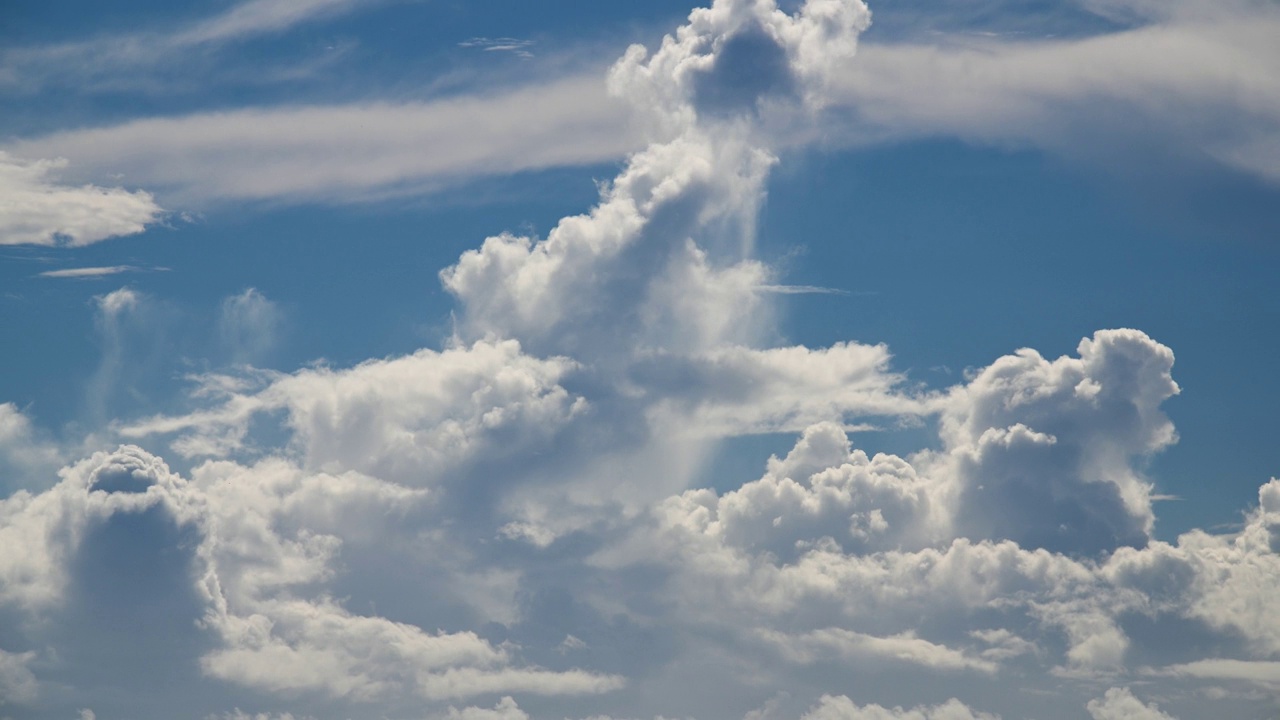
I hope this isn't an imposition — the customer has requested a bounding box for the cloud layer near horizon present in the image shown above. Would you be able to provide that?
[0,1,1277,719]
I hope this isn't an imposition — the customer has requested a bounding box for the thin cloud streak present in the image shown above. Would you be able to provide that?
[38,266,141,279]
[0,0,380,93]
[6,76,636,206]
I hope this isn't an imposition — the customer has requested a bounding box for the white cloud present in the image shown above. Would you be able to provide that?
[924,329,1180,555]
[0,404,63,492]
[4,0,1276,215]
[173,0,374,46]
[0,444,623,706]
[208,712,312,720]
[799,695,998,720]
[5,77,635,206]
[445,697,529,720]
[0,649,38,706]
[1086,688,1177,720]
[0,153,162,246]
[827,5,1280,182]
[37,265,142,279]
[121,340,586,482]
[4,2,1280,718]
[218,288,283,365]
[759,627,997,674]
[1157,659,1280,690]
[1,0,378,93]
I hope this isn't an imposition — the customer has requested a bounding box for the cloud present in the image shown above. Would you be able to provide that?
[120,340,586,478]
[0,649,38,706]
[4,0,1277,215]
[1,0,378,93]
[218,288,283,365]
[444,697,529,720]
[927,329,1179,555]
[759,627,998,674]
[826,4,1280,183]
[0,153,162,246]
[4,77,635,206]
[459,38,536,59]
[798,695,998,720]
[1157,659,1280,691]
[0,445,623,707]
[4,1,1280,718]
[37,265,143,279]
[87,287,180,425]
[1086,688,1177,720]
[208,712,313,720]
[172,0,375,46]
[0,403,63,492]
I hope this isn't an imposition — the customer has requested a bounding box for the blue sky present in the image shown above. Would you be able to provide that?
[1,1,1279,719]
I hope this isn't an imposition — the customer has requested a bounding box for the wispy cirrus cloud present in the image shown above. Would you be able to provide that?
[37,265,148,279]
[459,37,536,59]
[0,0,382,94]
[4,76,634,206]
[826,2,1280,183]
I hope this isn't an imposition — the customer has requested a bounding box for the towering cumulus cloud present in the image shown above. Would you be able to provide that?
[0,1,1278,719]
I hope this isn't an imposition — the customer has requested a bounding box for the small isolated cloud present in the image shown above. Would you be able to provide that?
[218,288,283,365]
[0,153,162,247]
[38,265,141,279]
[754,284,849,295]
[458,37,535,59]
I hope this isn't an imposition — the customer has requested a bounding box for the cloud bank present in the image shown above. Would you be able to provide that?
[0,1,1276,719]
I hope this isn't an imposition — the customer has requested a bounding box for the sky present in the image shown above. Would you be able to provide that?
[0,0,1279,718]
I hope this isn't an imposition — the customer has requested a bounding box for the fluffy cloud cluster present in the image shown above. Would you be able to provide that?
[0,445,622,713]
[0,1,1277,719]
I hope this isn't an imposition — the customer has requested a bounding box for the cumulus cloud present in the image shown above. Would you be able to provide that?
[799,695,997,720]
[121,340,586,481]
[0,445,622,708]
[926,329,1180,555]
[3,1,1279,719]
[1086,688,1177,720]
[0,153,162,246]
